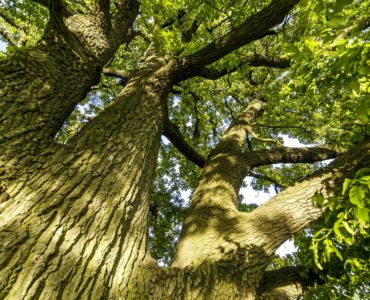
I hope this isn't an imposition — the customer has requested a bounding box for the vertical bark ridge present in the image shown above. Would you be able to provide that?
[0,56,172,299]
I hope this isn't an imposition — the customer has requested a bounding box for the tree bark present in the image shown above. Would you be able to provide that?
[0,1,138,181]
[2,47,369,299]
[1,53,370,300]
[0,54,171,299]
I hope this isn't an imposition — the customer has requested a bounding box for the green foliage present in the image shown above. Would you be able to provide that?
[0,0,47,49]
[148,163,187,265]
[294,168,370,298]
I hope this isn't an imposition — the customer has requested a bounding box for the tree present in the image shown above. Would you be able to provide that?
[0,0,369,299]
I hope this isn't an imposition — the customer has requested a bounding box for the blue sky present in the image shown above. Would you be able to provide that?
[0,40,7,52]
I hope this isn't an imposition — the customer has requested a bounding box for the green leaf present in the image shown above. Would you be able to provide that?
[333,246,343,261]
[356,100,369,123]
[354,207,370,223]
[333,220,344,241]
[312,193,325,206]
[342,178,352,195]
[349,185,366,206]
[342,221,355,235]
[333,0,353,11]
[327,16,346,28]
[355,168,370,178]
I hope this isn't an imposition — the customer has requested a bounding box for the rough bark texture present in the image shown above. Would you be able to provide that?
[0,0,139,181]
[0,54,171,299]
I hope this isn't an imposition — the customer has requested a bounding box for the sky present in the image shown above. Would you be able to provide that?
[0,40,7,52]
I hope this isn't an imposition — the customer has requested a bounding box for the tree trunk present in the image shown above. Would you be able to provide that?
[0,4,138,181]
[0,54,170,299]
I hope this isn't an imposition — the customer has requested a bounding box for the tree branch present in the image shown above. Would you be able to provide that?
[111,0,140,42]
[211,97,264,156]
[103,68,131,80]
[240,146,343,175]
[248,172,286,189]
[0,26,18,47]
[0,9,28,47]
[259,266,304,294]
[95,0,112,27]
[253,123,307,130]
[163,120,206,168]
[195,55,291,80]
[181,20,200,43]
[257,266,321,299]
[257,267,306,299]
[31,0,74,18]
[242,140,370,256]
[0,10,25,32]
[96,0,111,12]
[135,30,151,44]
[246,125,281,145]
[178,0,298,75]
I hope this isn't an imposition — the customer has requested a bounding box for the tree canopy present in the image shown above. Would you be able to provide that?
[1,0,369,298]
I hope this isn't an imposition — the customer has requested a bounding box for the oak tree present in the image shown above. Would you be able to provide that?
[0,0,369,299]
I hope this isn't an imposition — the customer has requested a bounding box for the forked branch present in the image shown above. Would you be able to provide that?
[111,0,140,42]
[181,0,298,71]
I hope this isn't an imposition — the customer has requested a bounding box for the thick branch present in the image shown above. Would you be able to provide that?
[211,98,264,156]
[32,0,74,18]
[163,120,206,167]
[259,266,315,292]
[95,0,112,27]
[243,140,370,255]
[111,0,140,42]
[196,55,291,80]
[179,0,298,74]
[240,146,343,175]
[96,0,111,12]
[257,266,316,300]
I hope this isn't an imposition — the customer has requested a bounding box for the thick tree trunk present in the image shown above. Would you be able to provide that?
[0,54,170,299]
